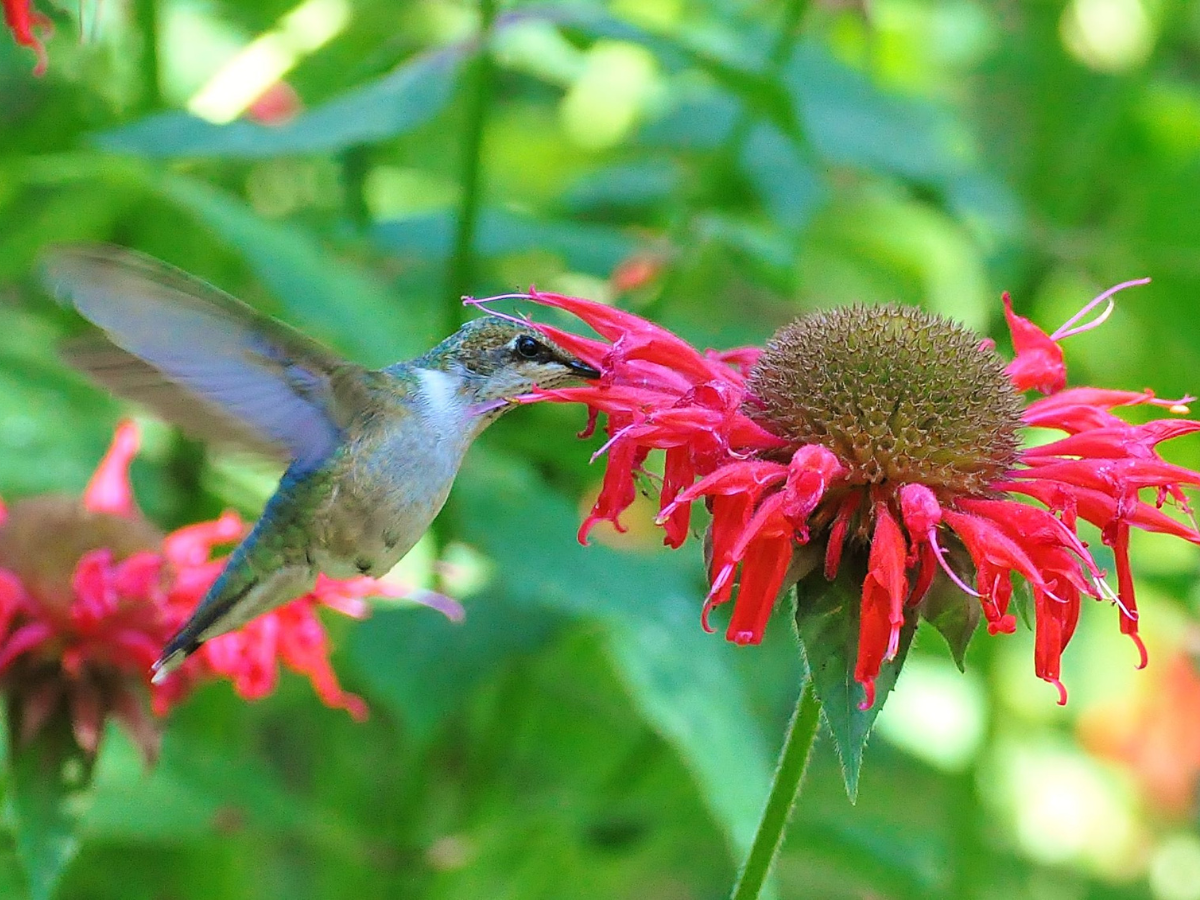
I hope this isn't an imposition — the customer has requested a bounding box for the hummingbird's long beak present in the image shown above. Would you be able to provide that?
[567,358,602,380]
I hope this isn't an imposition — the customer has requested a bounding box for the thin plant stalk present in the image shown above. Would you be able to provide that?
[445,0,498,336]
[730,679,821,900]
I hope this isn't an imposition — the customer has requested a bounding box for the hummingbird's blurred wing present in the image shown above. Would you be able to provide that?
[42,244,365,472]
[61,335,285,459]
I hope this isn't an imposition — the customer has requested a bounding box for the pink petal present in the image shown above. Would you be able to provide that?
[855,504,909,710]
[163,511,245,566]
[1003,292,1066,395]
[84,420,141,517]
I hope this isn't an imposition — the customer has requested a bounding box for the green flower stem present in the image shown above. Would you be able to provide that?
[134,0,162,112]
[444,0,498,336]
[730,678,820,900]
[644,0,810,319]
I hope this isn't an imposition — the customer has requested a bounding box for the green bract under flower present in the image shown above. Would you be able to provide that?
[749,304,1023,499]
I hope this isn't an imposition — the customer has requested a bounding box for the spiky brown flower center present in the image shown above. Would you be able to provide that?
[748,304,1023,498]
[0,497,160,613]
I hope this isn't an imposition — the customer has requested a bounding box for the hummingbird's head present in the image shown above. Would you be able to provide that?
[429,316,601,406]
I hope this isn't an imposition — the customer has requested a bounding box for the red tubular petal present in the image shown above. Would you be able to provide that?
[729,493,788,562]
[910,542,937,606]
[1021,420,1200,460]
[3,0,52,76]
[658,446,694,548]
[1050,678,1069,706]
[708,493,754,584]
[163,511,245,566]
[579,440,640,542]
[0,621,53,673]
[824,494,858,581]
[854,505,909,708]
[527,290,730,382]
[858,679,877,712]
[899,483,942,538]
[84,420,140,517]
[725,532,794,645]
[1110,522,1141,638]
[944,510,1048,591]
[782,445,844,528]
[1003,480,1200,543]
[1003,292,1066,394]
[70,678,104,757]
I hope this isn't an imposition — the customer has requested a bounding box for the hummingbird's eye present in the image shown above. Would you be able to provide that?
[515,335,544,360]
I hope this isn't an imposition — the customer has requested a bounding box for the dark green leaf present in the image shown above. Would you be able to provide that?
[739,122,826,230]
[793,567,916,802]
[348,596,563,741]
[918,545,981,674]
[783,44,967,184]
[7,722,93,900]
[455,452,774,861]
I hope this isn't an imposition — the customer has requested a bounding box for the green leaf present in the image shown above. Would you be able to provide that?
[348,596,564,741]
[6,722,93,900]
[783,43,969,184]
[454,452,775,863]
[152,174,431,365]
[793,566,916,802]
[739,122,826,231]
[918,546,980,673]
[93,47,466,159]
[543,5,797,134]
[373,207,636,277]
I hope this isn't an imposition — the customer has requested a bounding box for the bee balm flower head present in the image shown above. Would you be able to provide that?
[472,279,1200,709]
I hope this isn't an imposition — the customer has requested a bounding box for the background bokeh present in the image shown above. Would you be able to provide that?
[4,0,1200,897]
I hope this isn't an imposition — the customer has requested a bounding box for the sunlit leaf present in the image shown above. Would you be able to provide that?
[94,48,466,159]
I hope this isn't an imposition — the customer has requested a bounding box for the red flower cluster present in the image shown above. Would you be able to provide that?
[0,421,439,759]
[471,282,1200,708]
[3,0,51,75]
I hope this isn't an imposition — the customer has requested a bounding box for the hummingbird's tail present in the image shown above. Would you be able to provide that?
[151,573,261,682]
[151,541,316,682]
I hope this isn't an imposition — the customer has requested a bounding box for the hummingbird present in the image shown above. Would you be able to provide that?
[41,245,601,681]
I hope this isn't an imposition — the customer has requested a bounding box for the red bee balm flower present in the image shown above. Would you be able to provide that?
[3,0,52,75]
[0,421,421,761]
[473,279,1200,709]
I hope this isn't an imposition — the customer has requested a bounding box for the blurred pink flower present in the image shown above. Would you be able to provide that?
[0,421,405,761]
[3,0,51,75]
[1080,646,1200,816]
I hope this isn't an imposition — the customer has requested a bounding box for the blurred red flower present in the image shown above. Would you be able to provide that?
[0,421,416,761]
[1080,644,1200,816]
[473,280,1200,709]
[3,0,51,75]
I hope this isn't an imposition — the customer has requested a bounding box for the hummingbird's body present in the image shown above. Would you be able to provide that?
[42,245,599,678]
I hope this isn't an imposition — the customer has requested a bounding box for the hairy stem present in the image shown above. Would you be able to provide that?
[730,678,820,900]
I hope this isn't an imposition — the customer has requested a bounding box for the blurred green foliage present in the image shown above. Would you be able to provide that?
[4,0,1200,898]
